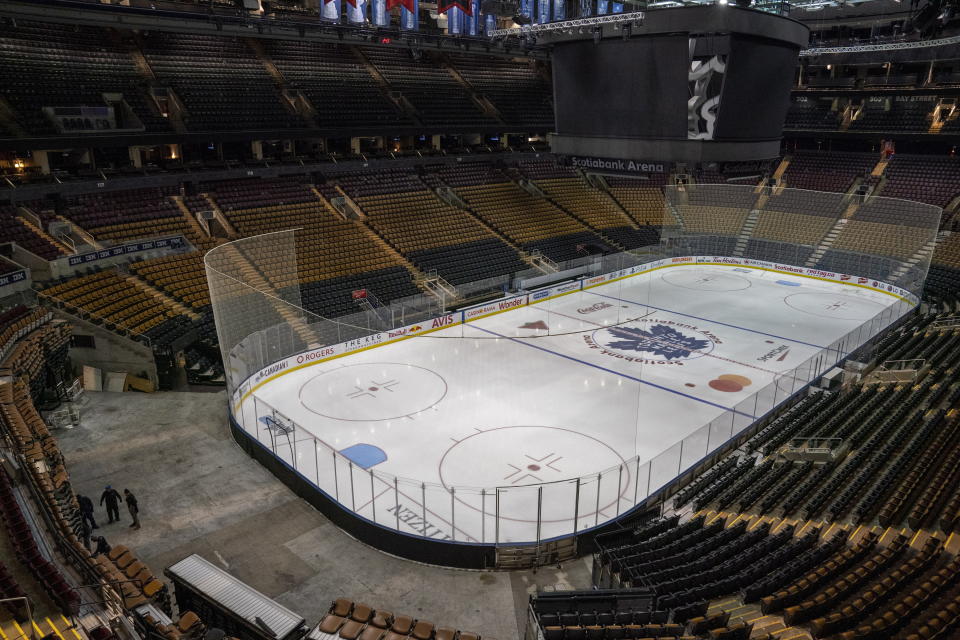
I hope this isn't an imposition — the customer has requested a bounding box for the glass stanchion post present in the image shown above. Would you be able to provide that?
[594,472,602,527]
[536,486,543,554]
[333,451,339,501]
[495,490,500,544]
[616,464,623,516]
[481,489,486,543]
[394,477,400,531]
[421,483,427,539]
[349,462,356,511]
[573,477,581,534]
[370,469,376,522]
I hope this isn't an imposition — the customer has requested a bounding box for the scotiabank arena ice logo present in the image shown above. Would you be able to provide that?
[583,318,721,365]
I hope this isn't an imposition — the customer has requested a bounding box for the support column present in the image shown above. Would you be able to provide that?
[431,134,441,151]
[350,137,362,155]
[128,146,142,168]
[251,140,264,161]
[33,150,51,175]
[500,135,510,149]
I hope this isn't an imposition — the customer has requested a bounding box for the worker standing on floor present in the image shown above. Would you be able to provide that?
[124,488,141,530]
[100,485,122,523]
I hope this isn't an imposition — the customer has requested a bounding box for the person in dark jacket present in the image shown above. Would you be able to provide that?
[124,489,140,530]
[100,486,122,523]
[80,519,92,552]
[92,535,111,557]
[77,494,98,530]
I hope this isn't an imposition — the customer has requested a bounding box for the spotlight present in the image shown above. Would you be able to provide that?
[718,0,728,5]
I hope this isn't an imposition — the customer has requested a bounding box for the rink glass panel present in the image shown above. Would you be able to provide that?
[206,186,940,546]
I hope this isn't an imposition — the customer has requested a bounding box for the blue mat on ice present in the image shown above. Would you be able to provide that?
[339,443,387,469]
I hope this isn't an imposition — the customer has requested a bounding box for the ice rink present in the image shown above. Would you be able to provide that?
[233,264,906,544]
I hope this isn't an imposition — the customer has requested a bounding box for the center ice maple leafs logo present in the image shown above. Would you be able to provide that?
[605,324,710,360]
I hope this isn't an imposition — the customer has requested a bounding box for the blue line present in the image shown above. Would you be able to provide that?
[584,290,826,349]
[467,324,754,418]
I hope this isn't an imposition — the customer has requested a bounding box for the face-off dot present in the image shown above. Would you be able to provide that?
[527,464,541,471]
[368,387,379,391]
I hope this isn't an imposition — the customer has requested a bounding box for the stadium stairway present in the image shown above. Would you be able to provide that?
[244,37,315,124]
[213,242,316,345]
[120,272,199,321]
[170,196,215,242]
[17,216,72,257]
[106,28,186,136]
[439,56,505,125]
[196,194,239,239]
[732,209,760,257]
[529,174,648,251]
[340,192,459,301]
[0,615,84,640]
[706,598,803,639]
[429,176,551,274]
[310,186,350,221]
[509,172,627,252]
[773,157,791,184]
[0,97,28,138]
[351,47,422,125]
[579,172,638,220]
[805,218,848,267]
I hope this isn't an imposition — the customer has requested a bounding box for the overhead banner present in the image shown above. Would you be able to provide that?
[465,0,480,35]
[321,0,341,22]
[372,0,389,25]
[579,0,592,16]
[401,0,418,30]
[346,0,367,23]
[484,12,496,35]
[447,6,464,33]
[536,0,550,23]
[552,0,565,20]
[518,0,533,21]
[597,0,608,13]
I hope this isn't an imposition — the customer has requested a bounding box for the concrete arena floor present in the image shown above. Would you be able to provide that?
[56,391,593,640]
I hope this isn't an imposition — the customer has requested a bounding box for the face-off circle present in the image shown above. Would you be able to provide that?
[439,425,628,523]
[783,292,888,321]
[299,362,447,421]
[661,269,752,292]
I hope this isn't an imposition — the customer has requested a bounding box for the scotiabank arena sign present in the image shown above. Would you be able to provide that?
[567,156,666,175]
